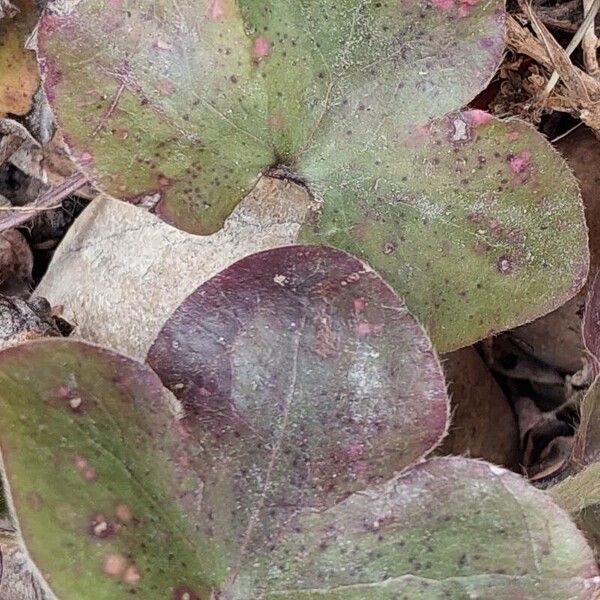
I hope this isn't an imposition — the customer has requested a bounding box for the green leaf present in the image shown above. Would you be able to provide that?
[548,273,600,558]
[37,0,588,351]
[0,339,220,599]
[0,248,598,599]
[551,463,600,562]
[37,0,503,232]
[299,113,588,349]
[260,457,600,599]
[0,338,596,599]
[550,372,600,558]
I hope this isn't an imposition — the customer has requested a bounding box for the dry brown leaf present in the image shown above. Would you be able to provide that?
[0,0,39,117]
[506,12,600,134]
[0,0,17,19]
[582,0,600,76]
[437,347,520,469]
[0,229,31,285]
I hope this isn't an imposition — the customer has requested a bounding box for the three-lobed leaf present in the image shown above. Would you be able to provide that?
[37,0,588,351]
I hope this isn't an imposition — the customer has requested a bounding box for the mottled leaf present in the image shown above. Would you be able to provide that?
[37,0,588,351]
[1,338,598,599]
[37,0,503,230]
[0,0,39,116]
[147,245,448,488]
[260,458,600,599]
[551,462,600,562]
[0,340,218,599]
[299,113,588,348]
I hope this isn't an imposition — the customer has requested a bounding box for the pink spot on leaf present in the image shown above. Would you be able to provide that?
[155,39,174,51]
[464,109,493,126]
[74,455,89,470]
[157,80,174,96]
[176,420,192,439]
[509,151,530,174]
[208,0,226,20]
[56,386,70,398]
[347,441,365,459]
[104,554,127,577]
[353,298,365,314]
[432,0,454,10]
[497,256,514,275]
[123,565,142,585]
[357,322,384,338]
[115,503,133,523]
[253,36,272,59]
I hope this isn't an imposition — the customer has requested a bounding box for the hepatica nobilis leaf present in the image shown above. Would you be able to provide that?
[37,0,588,351]
[147,245,449,485]
[0,247,598,599]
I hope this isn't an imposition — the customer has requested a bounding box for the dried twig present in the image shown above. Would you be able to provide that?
[507,14,600,92]
[536,0,583,33]
[0,172,88,232]
[551,120,584,141]
[0,0,17,19]
[0,203,65,212]
[538,0,600,95]
[506,13,600,133]
[0,135,24,167]
[583,0,600,76]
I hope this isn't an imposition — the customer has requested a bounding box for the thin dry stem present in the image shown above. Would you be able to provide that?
[540,0,600,95]
[583,0,600,76]
[0,173,88,232]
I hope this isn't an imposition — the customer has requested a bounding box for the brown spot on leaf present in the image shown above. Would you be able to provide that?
[313,314,339,358]
[383,241,397,255]
[353,297,365,314]
[27,492,43,510]
[267,112,285,130]
[173,587,200,600]
[473,240,490,254]
[89,513,118,539]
